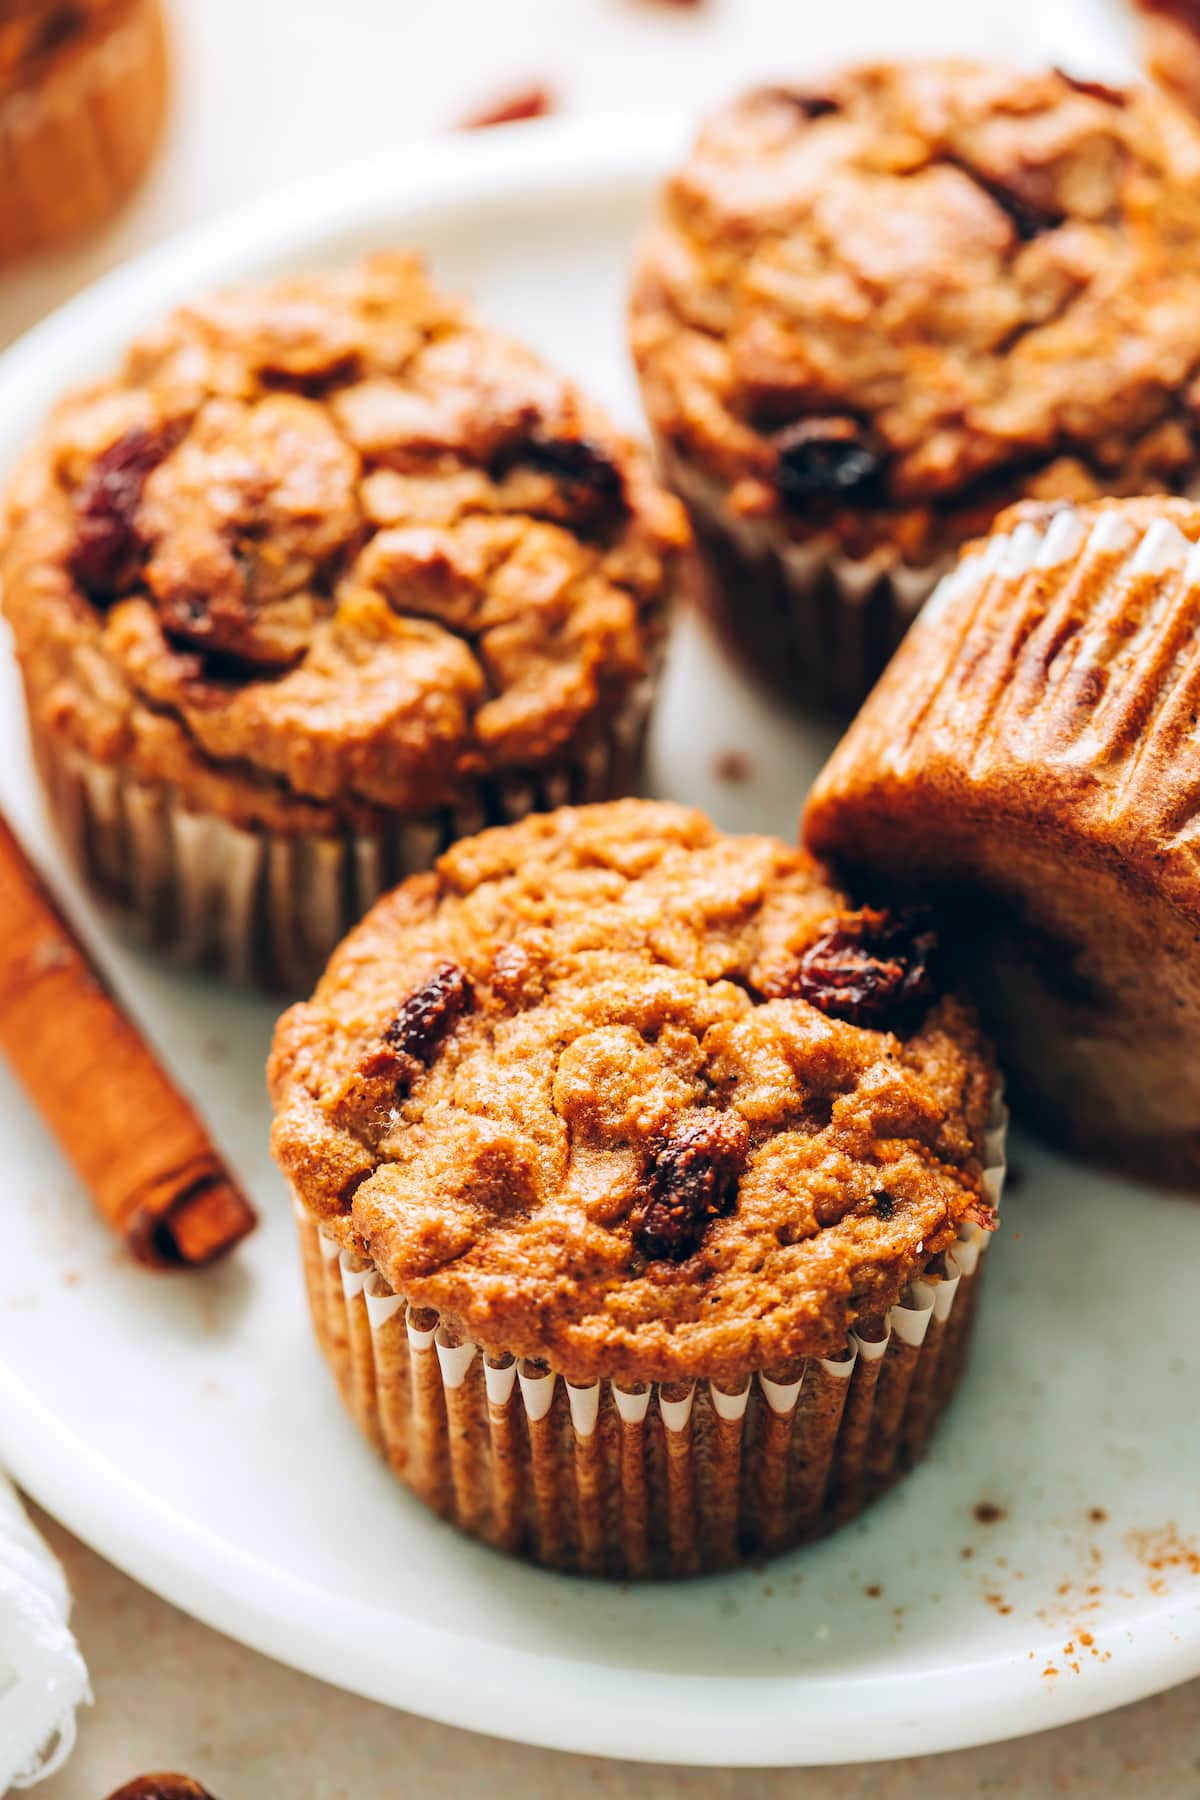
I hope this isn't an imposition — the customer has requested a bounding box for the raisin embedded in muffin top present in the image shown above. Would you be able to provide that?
[1,255,687,829]
[631,63,1200,558]
[269,800,996,1383]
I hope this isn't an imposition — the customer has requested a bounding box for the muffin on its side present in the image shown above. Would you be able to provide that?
[0,0,168,265]
[631,61,1200,712]
[2,254,688,989]
[269,800,1004,1578]
[806,494,1200,1191]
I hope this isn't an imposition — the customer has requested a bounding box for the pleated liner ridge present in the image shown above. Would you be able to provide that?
[27,681,652,993]
[293,1098,1007,1578]
[661,445,949,716]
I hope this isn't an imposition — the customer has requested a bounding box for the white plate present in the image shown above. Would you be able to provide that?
[1,113,1199,1770]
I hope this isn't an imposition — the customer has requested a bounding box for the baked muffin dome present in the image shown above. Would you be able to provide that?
[805,494,1200,1190]
[3,255,687,986]
[631,62,1200,709]
[271,800,996,1382]
[270,801,1002,1574]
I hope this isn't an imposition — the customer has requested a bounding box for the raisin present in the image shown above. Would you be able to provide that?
[460,84,556,130]
[1054,68,1127,107]
[785,907,938,1029]
[383,960,474,1068]
[873,1190,895,1219]
[774,418,883,508]
[949,161,1064,241]
[978,177,1063,242]
[331,962,475,1144]
[68,425,173,599]
[633,1109,749,1262]
[963,1195,1000,1233]
[493,430,626,525]
[489,941,543,1008]
[104,1780,218,1800]
[757,86,841,119]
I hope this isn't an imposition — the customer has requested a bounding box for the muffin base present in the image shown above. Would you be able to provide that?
[291,1102,1006,1579]
[0,0,168,266]
[30,691,652,992]
[663,448,947,716]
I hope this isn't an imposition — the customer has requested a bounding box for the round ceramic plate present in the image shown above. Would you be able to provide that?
[0,116,1198,1770]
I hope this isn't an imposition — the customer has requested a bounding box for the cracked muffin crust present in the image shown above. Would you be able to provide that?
[3,255,687,984]
[630,61,1200,708]
[0,0,168,265]
[270,800,996,1385]
[805,493,1200,1190]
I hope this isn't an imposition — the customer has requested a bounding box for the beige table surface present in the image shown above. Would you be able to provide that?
[28,1504,1200,1797]
[5,1,1197,1793]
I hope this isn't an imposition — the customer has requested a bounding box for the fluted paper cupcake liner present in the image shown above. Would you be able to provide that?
[292,1097,1006,1578]
[29,685,653,992]
[0,0,168,266]
[661,447,948,716]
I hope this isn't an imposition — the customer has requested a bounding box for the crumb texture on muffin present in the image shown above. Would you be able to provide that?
[631,63,1200,559]
[2,255,686,830]
[270,799,994,1382]
[805,494,1200,1186]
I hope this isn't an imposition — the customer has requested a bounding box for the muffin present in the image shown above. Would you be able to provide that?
[0,0,168,265]
[630,61,1200,713]
[1,255,688,989]
[269,800,1004,1577]
[806,493,1200,1191]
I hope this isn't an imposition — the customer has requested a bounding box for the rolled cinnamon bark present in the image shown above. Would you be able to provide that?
[0,809,255,1268]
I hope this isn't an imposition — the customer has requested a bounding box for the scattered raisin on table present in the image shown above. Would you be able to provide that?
[773,417,883,507]
[634,1108,749,1261]
[68,425,174,599]
[104,1779,219,1800]
[772,907,937,1029]
[459,85,556,130]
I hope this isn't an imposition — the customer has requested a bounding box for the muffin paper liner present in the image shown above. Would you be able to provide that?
[292,1094,1007,1578]
[28,685,653,992]
[0,0,168,266]
[662,447,949,716]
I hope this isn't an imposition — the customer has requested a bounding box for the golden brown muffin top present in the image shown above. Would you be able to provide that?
[269,800,995,1383]
[1,255,686,829]
[631,63,1200,562]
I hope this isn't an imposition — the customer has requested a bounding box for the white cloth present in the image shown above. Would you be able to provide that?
[0,1478,89,1790]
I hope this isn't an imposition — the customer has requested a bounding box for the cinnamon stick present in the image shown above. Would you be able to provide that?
[0,809,256,1268]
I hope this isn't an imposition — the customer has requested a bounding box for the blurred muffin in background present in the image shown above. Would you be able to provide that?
[631,61,1200,713]
[1,254,688,990]
[0,0,168,266]
[1133,1,1200,117]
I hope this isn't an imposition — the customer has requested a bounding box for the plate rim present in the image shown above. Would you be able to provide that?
[2,114,1199,1767]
